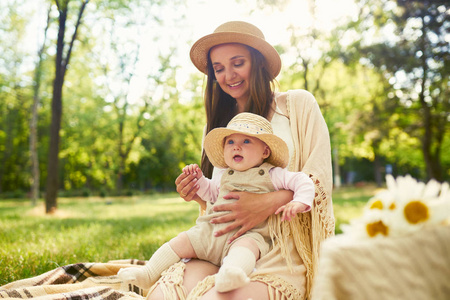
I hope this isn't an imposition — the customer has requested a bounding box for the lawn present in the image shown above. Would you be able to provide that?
[0,184,380,285]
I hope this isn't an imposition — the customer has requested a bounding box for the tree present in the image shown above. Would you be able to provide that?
[45,0,89,213]
[30,4,51,205]
[355,0,449,181]
[279,0,345,187]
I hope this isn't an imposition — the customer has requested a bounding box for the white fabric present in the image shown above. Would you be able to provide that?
[271,107,294,164]
[312,225,450,300]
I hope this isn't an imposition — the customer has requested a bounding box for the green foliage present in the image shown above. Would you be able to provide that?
[350,0,450,180]
[0,0,201,195]
[279,0,449,182]
[0,0,449,198]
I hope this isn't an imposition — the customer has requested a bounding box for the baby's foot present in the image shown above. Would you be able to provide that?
[118,267,152,290]
[215,266,250,293]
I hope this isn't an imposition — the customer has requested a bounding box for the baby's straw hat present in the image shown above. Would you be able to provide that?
[204,113,289,169]
[190,21,281,78]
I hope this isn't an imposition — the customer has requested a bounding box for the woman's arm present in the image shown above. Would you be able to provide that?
[210,190,294,243]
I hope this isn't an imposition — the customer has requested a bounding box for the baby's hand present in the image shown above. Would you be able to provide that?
[182,164,203,179]
[275,201,309,222]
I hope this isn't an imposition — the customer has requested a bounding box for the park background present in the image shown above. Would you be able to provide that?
[0,0,449,284]
[1,0,449,213]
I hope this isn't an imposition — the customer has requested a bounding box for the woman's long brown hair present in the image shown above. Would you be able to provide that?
[201,45,277,178]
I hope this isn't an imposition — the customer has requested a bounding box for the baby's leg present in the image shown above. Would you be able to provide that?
[169,231,197,258]
[145,232,197,282]
[119,232,196,289]
[215,237,260,293]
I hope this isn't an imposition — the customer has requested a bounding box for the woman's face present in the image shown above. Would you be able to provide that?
[210,43,252,107]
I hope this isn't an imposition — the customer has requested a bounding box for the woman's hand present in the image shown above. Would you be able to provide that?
[175,170,205,209]
[210,190,294,243]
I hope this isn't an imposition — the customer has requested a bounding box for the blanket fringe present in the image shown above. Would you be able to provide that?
[185,275,215,300]
[252,274,303,300]
[149,262,187,300]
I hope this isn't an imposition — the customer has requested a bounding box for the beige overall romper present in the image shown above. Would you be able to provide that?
[185,162,275,266]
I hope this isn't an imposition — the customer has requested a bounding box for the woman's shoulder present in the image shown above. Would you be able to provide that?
[288,89,316,102]
[276,89,317,113]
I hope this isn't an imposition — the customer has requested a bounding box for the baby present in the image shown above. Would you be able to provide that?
[119,112,314,293]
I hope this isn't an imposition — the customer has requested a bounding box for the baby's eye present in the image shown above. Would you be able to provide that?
[227,140,234,145]
[243,139,250,144]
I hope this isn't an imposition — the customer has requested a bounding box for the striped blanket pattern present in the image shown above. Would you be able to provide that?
[0,260,147,300]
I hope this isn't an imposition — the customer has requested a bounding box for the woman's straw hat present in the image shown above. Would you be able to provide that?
[190,21,281,78]
[204,112,289,169]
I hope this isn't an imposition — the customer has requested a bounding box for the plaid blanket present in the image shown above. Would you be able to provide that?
[0,260,148,300]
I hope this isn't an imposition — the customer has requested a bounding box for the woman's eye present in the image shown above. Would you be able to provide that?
[214,68,223,73]
[234,61,244,67]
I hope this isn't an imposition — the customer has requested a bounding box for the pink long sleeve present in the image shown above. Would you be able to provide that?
[269,167,315,212]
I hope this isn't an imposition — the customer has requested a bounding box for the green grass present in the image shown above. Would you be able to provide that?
[0,193,199,285]
[332,183,381,234]
[0,185,380,285]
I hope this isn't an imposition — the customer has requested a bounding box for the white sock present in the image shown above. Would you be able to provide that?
[118,243,181,290]
[215,246,257,293]
[144,242,181,286]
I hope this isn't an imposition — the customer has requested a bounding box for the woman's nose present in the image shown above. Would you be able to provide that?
[225,68,235,81]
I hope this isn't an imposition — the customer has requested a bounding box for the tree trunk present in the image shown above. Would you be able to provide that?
[418,13,443,181]
[30,4,51,206]
[372,139,383,187]
[0,107,14,194]
[45,0,89,213]
[45,3,67,214]
[333,146,341,188]
[373,153,382,187]
[116,118,125,192]
[30,92,40,206]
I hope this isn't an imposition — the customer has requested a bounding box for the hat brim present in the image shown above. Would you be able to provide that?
[204,127,289,169]
[190,32,281,78]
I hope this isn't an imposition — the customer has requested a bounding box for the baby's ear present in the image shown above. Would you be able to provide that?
[263,146,271,159]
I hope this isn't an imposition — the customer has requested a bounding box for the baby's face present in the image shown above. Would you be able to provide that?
[223,133,270,171]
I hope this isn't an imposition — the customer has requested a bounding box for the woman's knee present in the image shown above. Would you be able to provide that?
[146,283,168,300]
[183,259,219,292]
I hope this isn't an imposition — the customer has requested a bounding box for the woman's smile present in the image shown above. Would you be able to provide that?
[228,81,244,88]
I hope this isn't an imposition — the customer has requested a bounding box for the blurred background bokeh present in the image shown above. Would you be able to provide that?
[0,0,448,212]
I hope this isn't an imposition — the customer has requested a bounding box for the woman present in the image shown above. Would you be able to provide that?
[147,21,335,300]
